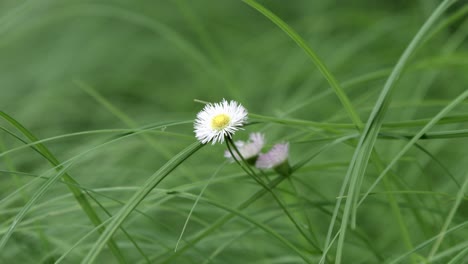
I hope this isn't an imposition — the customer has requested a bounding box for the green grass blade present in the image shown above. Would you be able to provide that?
[0,111,127,263]
[0,163,72,248]
[242,0,362,129]
[447,245,468,264]
[427,170,468,259]
[359,89,468,206]
[322,0,458,262]
[161,135,353,263]
[175,192,313,263]
[0,123,192,159]
[388,222,468,264]
[174,162,226,252]
[82,141,203,264]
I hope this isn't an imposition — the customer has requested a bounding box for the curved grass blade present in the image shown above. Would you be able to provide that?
[427,170,468,259]
[0,115,189,261]
[358,89,468,206]
[0,162,70,245]
[174,162,226,252]
[82,141,203,264]
[388,221,468,264]
[225,138,321,252]
[161,135,354,263]
[447,245,468,264]
[0,111,127,263]
[242,0,362,129]
[0,122,192,159]
[321,0,458,262]
[174,192,314,264]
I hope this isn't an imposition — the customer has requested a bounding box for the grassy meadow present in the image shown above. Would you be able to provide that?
[1,0,468,263]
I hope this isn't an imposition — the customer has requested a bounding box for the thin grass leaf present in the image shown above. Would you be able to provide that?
[447,245,468,264]
[359,89,468,206]
[322,1,457,262]
[0,114,190,262]
[162,135,354,263]
[242,0,362,129]
[427,170,468,259]
[174,192,314,264]
[174,162,226,252]
[82,141,203,264]
[0,122,192,159]
[388,221,468,264]
[0,111,127,263]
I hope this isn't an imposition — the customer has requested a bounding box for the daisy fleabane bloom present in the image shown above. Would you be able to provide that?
[224,132,265,162]
[256,143,289,169]
[194,99,248,144]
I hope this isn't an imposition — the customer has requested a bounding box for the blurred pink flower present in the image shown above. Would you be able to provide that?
[255,143,289,169]
[224,132,265,161]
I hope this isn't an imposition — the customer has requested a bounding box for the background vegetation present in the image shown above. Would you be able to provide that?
[1,0,467,263]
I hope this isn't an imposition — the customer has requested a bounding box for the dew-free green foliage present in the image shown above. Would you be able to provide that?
[1,0,468,263]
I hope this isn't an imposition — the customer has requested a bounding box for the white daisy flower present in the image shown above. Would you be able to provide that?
[224,132,265,162]
[256,143,289,169]
[194,99,248,144]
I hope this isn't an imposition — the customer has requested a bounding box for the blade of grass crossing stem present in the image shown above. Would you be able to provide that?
[225,138,321,252]
[359,89,468,206]
[0,111,127,263]
[175,162,226,252]
[82,142,203,264]
[0,138,53,255]
[349,0,456,257]
[325,0,457,263]
[0,162,72,248]
[242,0,362,129]
[176,192,314,264]
[447,246,468,264]
[162,135,354,263]
[427,170,468,259]
[388,222,468,264]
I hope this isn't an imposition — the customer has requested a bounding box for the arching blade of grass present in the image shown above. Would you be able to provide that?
[0,137,53,257]
[359,89,468,206]
[424,4,468,45]
[174,162,226,252]
[252,113,468,131]
[161,135,355,263]
[388,221,468,264]
[447,245,468,264]
[429,240,468,263]
[380,134,462,188]
[0,115,189,261]
[0,111,127,263]
[427,170,468,260]
[173,192,313,263]
[242,0,362,129]
[225,138,321,252]
[380,129,468,140]
[0,123,192,159]
[82,141,203,264]
[0,162,74,247]
[54,216,112,264]
[321,0,457,262]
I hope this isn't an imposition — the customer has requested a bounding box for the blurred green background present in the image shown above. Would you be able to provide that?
[1,0,468,263]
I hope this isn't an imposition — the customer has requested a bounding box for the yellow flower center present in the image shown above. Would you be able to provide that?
[211,114,231,130]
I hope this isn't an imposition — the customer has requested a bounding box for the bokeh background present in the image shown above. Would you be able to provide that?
[1,0,468,263]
